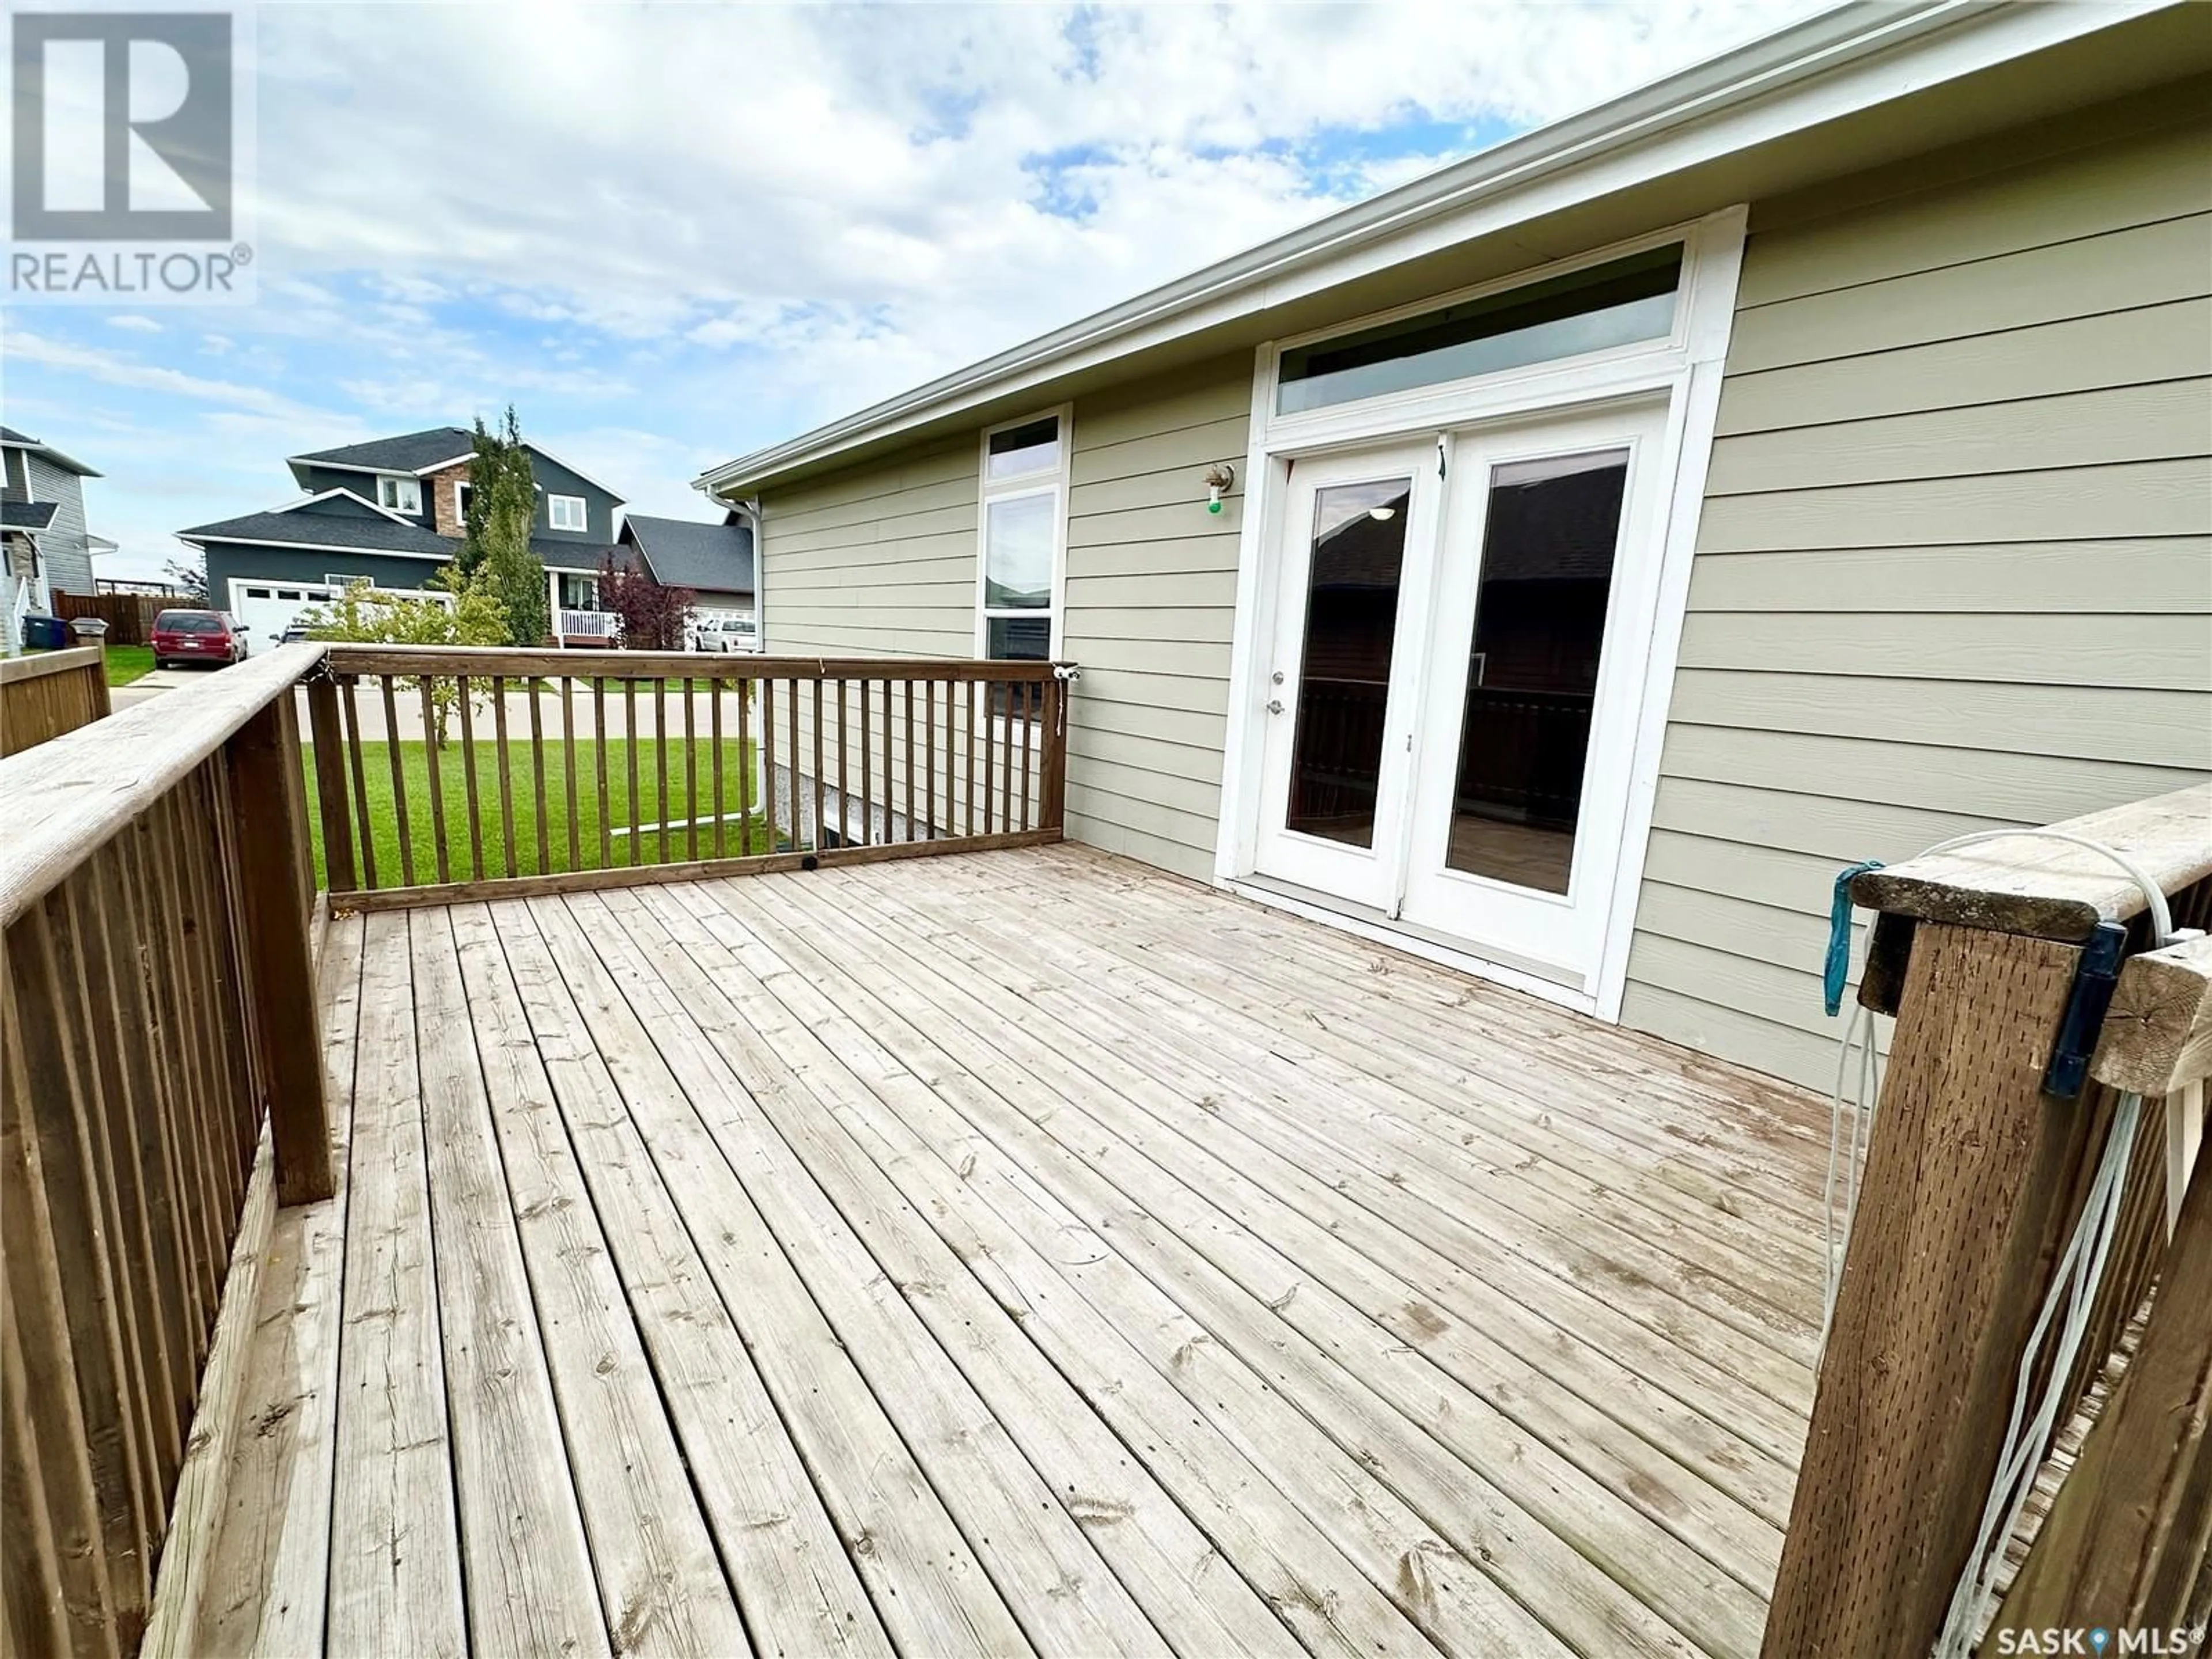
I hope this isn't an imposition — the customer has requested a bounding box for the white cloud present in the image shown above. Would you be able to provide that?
[241,1,1820,419]
[5,329,336,423]
[19,0,1830,581]
[108,315,164,333]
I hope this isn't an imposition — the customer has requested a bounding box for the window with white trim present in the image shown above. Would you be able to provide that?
[548,494,589,533]
[453,479,472,521]
[975,410,1067,664]
[376,475,422,514]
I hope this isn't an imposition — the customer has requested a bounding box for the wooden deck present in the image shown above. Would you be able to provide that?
[192,843,1828,1659]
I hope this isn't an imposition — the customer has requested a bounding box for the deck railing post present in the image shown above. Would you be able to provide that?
[223,698,334,1205]
[1991,935,2212,1637]
[1763,783,2212,1658]
[1040,671,1066,833]
[1762,922,2099,1658]
[304,675,356,895]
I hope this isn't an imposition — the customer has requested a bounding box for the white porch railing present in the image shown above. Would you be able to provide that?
[558,608,622,641]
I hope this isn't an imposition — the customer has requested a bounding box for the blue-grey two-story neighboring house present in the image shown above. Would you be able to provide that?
[3,425,115,649]
[177,426,641,645]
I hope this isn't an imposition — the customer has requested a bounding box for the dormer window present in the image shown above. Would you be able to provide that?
[548,494,588,533]
[377,475,422,514]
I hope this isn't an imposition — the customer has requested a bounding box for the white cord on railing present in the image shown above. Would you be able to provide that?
[1934,1088,2146,1657]
[1821,1001,1880,1346]
[1821,825,2184,1656]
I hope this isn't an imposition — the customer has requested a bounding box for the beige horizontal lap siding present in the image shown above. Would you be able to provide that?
[1061,353,1252,880]
[752,368,1253,862]
[1620,91,2212,1092]
[762,434,980,660]
[753,434,991,841]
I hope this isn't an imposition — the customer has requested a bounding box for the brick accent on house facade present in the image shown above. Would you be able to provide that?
[425,462,471,537]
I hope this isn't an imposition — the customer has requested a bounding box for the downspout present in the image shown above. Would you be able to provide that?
[734,495,763,652]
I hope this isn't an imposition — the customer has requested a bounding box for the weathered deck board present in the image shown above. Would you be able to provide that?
[493,904,898,1659]
[193,911,361,1656]
[863,859,1817,1435]
[569,893,1169,1659]
[446,903,748,1659]
[734,866,1768,1658]
[409,908,608,1656]
[629,880,1588,1658]
[197,845,1829,1657]
[524,896,1033,1659]
[326,910,464,1658]
[602,885,1455,1659]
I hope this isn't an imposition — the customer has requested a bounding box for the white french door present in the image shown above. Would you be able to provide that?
[1251,397,1672,990]
[1396,399,1671,984]
[1250,438,1438,906]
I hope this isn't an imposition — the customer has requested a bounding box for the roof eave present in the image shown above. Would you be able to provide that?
[4,435,101,476]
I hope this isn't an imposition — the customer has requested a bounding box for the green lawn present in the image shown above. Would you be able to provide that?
[104,645,155,686]
[304,735,776,889]
[13,641,154,685]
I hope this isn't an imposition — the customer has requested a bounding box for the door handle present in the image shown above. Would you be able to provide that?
[1266,699,1285,715]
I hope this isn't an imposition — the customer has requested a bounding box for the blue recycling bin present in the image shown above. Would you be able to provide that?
[21,614,69,651]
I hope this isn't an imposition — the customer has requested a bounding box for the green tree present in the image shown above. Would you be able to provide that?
[300,569,507,738]
[460,405,548,646]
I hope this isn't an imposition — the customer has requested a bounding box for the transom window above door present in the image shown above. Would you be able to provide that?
[1275,243,1683,415]
[976,408,1069,663]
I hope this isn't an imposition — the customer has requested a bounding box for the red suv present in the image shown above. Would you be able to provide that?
[151,609,251,669]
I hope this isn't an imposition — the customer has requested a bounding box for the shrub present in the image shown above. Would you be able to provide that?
[597,552,695,652]
[300,569,508,737]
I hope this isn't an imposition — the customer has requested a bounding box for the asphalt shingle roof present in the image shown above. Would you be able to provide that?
[291,427,475,474]
[623,514,755,594]
[179,511,636,580]
[177,511,457,556]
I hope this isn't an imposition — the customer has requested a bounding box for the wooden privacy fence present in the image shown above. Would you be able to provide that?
[51,592,166,649]
[1,644,331,1658]
[2,645,111,756]
[1762,782,2212,1657]
[305,645,1071,910]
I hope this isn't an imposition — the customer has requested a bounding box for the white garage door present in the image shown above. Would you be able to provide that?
[229,578,452,653]
[229,581,334,654]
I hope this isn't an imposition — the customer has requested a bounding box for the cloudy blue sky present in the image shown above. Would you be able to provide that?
[5,1,1818,581]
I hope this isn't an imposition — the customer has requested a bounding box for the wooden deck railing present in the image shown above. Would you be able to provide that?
[2,645,112,756]
[1762,782,2212,1657]
[1,643,331,1657]
[304,645,1071,910]
[1,639,1077,1654]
